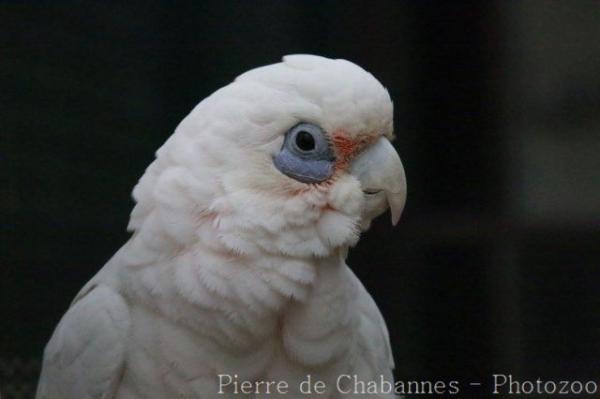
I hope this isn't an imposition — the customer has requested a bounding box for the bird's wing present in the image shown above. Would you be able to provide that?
[348,268,395,373]
[36,285,130,399]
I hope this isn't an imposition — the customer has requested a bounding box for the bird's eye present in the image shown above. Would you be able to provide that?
[294,130,316,152]
[273,122,335,183]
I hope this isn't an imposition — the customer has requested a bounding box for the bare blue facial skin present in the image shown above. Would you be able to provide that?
[273,123,336,184]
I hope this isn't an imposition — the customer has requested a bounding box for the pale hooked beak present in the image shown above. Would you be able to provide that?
[350,137,407,226]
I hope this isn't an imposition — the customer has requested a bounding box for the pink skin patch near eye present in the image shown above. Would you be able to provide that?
[331,131,375,171]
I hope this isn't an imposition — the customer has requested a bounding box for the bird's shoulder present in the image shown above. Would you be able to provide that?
[36,284,130,399]
[347,267,395,371]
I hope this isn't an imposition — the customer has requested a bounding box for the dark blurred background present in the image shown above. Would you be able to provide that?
[2,1,600,398]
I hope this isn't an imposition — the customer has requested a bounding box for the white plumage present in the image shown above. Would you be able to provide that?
[36,55,406,398]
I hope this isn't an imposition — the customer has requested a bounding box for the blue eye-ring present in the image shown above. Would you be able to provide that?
[273,123,335,184]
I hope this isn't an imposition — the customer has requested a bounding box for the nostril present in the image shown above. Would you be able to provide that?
[362,189,382,195]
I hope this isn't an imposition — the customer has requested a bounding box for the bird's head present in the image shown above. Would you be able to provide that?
[129,55,406,259]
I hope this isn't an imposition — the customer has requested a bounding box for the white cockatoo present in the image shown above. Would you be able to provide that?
[36,55,406,399]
